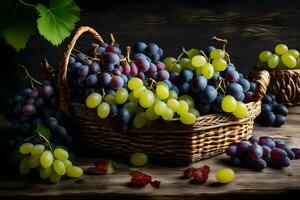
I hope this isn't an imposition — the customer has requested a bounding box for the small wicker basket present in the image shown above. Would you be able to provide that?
[249,69,300,105]
[58,26,270,165]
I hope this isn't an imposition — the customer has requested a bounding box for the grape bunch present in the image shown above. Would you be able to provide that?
[3,82,71,155]
[257,93,288,127]
[132,41,164,62]
[19,143,82,183]
[257,43,300,69]
[226,135,300,171]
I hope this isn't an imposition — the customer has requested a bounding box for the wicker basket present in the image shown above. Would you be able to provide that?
[249,69,300,105]
[58,26,270,165]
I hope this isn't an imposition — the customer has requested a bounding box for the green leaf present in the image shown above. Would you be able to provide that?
[1,6,37,51]
[36,0,80,46]
[187,48,200,59]
[36,123,51,141]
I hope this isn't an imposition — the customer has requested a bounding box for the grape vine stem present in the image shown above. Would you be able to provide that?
[73,48,100,61]
[19,63,42,87]
[19,0,36,7]
[36,131,53,152]
[110,33,116,45]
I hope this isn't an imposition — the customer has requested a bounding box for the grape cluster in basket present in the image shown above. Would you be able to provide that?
[19,143,82,183]
[67,38,258,133]
[226,135,300,171]
[257,43,300,69]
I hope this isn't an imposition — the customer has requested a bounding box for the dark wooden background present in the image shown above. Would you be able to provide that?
[1,0,300,112]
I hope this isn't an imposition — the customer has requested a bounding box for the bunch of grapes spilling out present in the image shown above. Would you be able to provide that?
[3,82,71,155]
[19,143,82,183]
[225,135,300,171]
[257,93,288,127]
[132,41,164,62]
[256,43,300,69]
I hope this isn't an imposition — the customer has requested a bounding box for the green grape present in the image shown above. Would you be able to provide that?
[39,167,51,179]
[156,85,169,100]
[171,63,182,73]
[124,102,138,113]
[288,49,300,59]
[97,102,110,118]
[210,49,225,59]
[167,99,179,112]
[275,44,288,55]
[49,170,61,184]
[177,100,189,115]
[19,156,30,175]
[189,107,200,117]
[154,101,167,115]
[233,101,248,119]
[115,88,128,104]
[104,94,116,104]
[133,112,147,128]
[133,86,146,98]
[267,54,279,69]
[54,148,69,161]
[162,107,174,120]
[212,58,227,71]
[53,160,66,175]
[19,143,33,155]
[179,95,194,107]
[221,95,237,113]
[179,57,190,67]
[191,55,206,67]
[139,90,155,108]
[130,152,148,167]
[202,63,214,79]
[258,50,272,62]
[31,144,45,156]
[281,53,297,68]
[145,106,160,120]
[128,91,139,103]
[128,78,143,91]
[196,66,203,75]
[66,166,83,178]
[86,93,102,108]
[215,168,235,183]
[167,90,178,100]
[163,57,176,70]
[29,155,40,168]
[63,159,73,167]
[40,150,53,168]
[180,112,196,125]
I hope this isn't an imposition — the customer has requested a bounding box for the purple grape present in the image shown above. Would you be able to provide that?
[77,77,86,88]
[121,74,128,84]
[262,145,271,163]
[273,114,286,127]
[238,78,250,92]
[158,48,163,57]
[250,82,256,92]
[251,158,267,171]
[248,144,263,161]
[157,70,170,81]
[22,104,36,116]
[225,70,239,83]
[178,82,191,95]
[225,143,238,156]
[208,75,220,86]
[40,85,54,98]
[76,53,85,61]
[150,72,157,79]
[105,45,121,54]
[130,63,138,76]
[30,89,39,99]
[121,62,131,76]
[271,157,291,168]
[262,94,273,104]
[146,43,159,55]
[90,62,100,73]
[86,74,98,86]
[180,69,193,82]
[83,59,92,66]
[275,139,286,147]
[271,148,287,160]
[103,52,120,65]
[249,135,259,143]
[137,72,146,80]
[170,72,180,83]
[69,56,76,65]
[150,53,160,61]
[154,61,165,71]
[53,125,67,139]
[85,88,95,96]
[22,88,32,98]
[258,136,275,149]
[35,98,45,109]
[211,95,223,113]
[196,103,211,114]
[191,75,207,92]
[237,140,251,156]
[104,64,114,72]
[100,72,112,86]
[244,91,253,103]
[291,148,300,159]
[149,63,157,74]
[227,83,244,101]
[133,41,147,53]
[198,85,217,103]
[260,111,275,126]
[261,104,272,113]
[45,117,58,129]
[78,65,89,76]
[111,76,124,89]
[135,57,150,72]
[273,104,288,116]
[278,145,295,160]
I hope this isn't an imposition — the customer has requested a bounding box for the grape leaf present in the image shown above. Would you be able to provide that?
[1,7,36,51]
[187,48,200,59]
[36,123,51,141]
[36,0,80,46]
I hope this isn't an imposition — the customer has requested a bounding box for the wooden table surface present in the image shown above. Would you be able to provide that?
[0,107,300,200]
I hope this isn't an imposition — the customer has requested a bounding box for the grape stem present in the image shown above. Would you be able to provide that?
[19,63,42,88]
[199,50,209,61]
[169,49,185,71]
[225,52,231,63]
[125,46,132,63]
[149,78,157,89]
[110,33,116,45]
[19,0,36,7]
[216,78,226,95]
[73,48,100,61]
[36,131,53,152]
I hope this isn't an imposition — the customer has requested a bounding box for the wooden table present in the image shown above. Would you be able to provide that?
[0,107,300,200]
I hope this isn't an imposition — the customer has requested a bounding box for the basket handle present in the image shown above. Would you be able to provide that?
[58,26,104,113]
[252,70,270,102]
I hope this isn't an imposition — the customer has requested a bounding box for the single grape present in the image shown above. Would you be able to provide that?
[179,95,195,108]
[157,70,170,81]
[259,50,272,62]
[267,54,280,69]
[167,99,179,112]
[97,102,110,118]
[53,159,66,175]
[154,101,167,115]
[22,104,36,116]
[258,136,275,149]
[29,155,40,168]
[145,106,160,120]
[139,90,155,108]
[189,107,200,117]
[124,102,138,113]
[233,101,248,119]
[177,100,189,115]
[225,144,238,157]
[191,75,207,92]
[271,148,287,160]
[39,167,51,179]
[19,143,33,155]
[201,63,214,79]
[111,76,124,89]
[86,93,102,108]
[130,152,148,167]
[133,112,147,128]
[291,148,300,159]
[66,166,83,178]
[275,44,288,55]
[167,90,178,100]
[212,58,227,71]
[215,168,235,183]
[262,145,272,163]
[163,57,176,69]
[156,85,169,100]
[281,53,297,68]
[247,144,263,161]
[198,85,217,103]
[288,49,300,58]
[54,148,69,161]
[251,158,267,171]
[19,156,31,175]
[237,140,251,156]
[40,150,54,168]
[180,112,196,125]
[103,52,120,65]
[191,55,206,67]
[162,107,174,120]
[31,144,45,156]
[133,86,146,98]
[49,170,61,184]
[210,49,225,59]
[221,95,237,113]
[180,69,193,82]
[63,159,73,167]
[115,88,128,104]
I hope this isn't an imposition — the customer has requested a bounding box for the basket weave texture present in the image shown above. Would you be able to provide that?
[249,69,300,105]
[58,26,270,164]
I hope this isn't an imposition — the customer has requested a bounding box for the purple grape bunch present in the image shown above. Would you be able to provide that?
[226,135,300,171]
